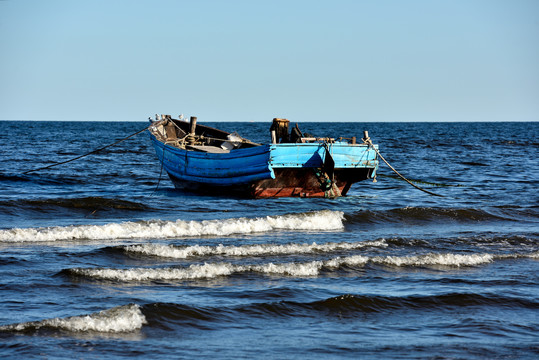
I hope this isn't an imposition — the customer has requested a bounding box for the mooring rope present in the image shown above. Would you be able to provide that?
[151,144,167,196]
[377,174,462,188]
[364,138,445,197]
[23,126,148,175]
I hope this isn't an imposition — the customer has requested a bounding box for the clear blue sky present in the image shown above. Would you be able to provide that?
[1,0,538,122]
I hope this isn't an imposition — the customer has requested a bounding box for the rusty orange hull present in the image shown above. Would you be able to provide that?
[168,167,375,198]
[250,168,375,198]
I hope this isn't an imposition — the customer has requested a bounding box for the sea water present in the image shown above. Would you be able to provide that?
[0,121,537,359]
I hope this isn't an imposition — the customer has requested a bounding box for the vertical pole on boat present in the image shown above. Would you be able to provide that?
[189,116,197,145]
[362,131,370,142]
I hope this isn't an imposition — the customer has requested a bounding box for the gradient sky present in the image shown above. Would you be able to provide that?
[1,0,538,122]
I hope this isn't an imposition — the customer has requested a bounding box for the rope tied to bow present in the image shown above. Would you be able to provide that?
[23,126,148,175]
[363,136,445,197]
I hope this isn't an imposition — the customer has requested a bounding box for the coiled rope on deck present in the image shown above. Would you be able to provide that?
[23,126,148,175]
[364,137,445,197]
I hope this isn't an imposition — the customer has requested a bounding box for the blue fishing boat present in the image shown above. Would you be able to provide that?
[148,115,379,198]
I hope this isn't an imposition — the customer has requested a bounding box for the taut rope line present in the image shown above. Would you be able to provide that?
[365,138,445,197]
[151,143,167,196]
[23,126,148,175]
[377,174,462,188]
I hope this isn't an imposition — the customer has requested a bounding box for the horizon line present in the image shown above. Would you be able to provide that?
[1,119,537,123]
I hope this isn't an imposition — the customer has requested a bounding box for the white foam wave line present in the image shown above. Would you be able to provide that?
[0,210,344,242]
[123,239,388,259]
[68,260,337,280]
[371,253,495,267]
[0,304,146,333]
[67,252,524,281]
[495,252,539,260]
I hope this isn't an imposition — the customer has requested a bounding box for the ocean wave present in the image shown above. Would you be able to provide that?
[346,207,515,224]
[0,210,344,242]
[0,197,149,215]
[461,161,489,167]
[121,236,538,260]
[30,197,148,211]
[63,261,330,280]
[62,252,536,282]
[0,173,67,185]
[370,253,494,267]
[0,304,146,333]
[123,239,388,259]
[305,292,539,314]
[139,292,539,325]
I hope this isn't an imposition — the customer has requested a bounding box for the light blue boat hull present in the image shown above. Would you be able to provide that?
[150,133,378,197]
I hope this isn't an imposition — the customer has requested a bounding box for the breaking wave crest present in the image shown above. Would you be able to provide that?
[123,240,387,259]
[63,252,536,282]
[0,210,344,242]
[0,304,146,333]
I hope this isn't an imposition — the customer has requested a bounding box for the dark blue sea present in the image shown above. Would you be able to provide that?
[0,121,537,359]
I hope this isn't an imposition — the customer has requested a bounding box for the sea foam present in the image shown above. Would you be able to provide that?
[65,252,516,282]
[123,239,388,259]
[372,253,495,267]
[0,210,344,242]
[0,304,146,333]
